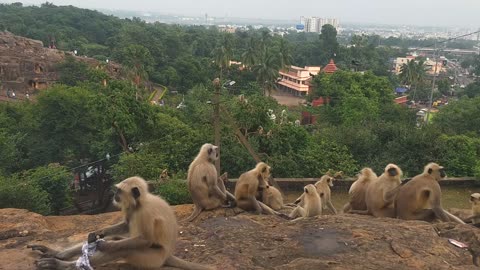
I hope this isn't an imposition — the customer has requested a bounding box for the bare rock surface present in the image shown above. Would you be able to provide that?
[0,206,478,270]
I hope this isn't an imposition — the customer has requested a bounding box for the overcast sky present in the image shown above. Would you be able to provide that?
[3,0,480,27]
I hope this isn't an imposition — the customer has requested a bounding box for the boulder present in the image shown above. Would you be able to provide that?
[0,206,478,269]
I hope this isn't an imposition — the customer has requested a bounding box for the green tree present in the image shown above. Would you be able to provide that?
[213,34,233,79]
[318,24,339,64]
[252,49,280,96]
[435,135,478,177]
[399,59,427,101]
[277,38,293,69]
[241,37,259,68]
[433,96,480,135]
[56,56,90,86]
[116,44,154,86]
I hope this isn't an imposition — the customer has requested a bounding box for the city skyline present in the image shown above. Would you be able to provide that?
[1,0,480,28]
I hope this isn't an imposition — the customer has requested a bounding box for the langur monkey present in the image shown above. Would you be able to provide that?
[394,163,464,224]
[235,162,288,217]
[293,175,337,214]
[289,184,322,219]
[464,193,480,225]
[30,177,215,270]
[342,168,377,213]
[262,183,294,211]
[185,143,236,222]
[352,164,402,218]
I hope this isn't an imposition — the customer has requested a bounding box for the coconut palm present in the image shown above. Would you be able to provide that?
[278,39,293,69]
[399,59,427,101]
[213,35,233,79]
[253,48,280,96]
[241,37,259,68]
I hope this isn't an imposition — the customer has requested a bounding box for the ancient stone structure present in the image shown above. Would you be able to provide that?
[0,31,122,102]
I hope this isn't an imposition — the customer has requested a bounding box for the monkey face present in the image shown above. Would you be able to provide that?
[207,145,219,161]
[439,168,446,178]
[387,167,398,176]
[113,181,142,209]
[471,193,480,205]
[260,165,271,180]
[426,163,446,180]
[327,177,334,187]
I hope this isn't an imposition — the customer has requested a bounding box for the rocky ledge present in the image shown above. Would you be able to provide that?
[0,206,479,270]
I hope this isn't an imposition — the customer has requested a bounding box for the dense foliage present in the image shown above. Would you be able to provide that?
[1,3,480,211]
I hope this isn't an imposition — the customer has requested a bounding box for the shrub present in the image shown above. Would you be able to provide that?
[18,164,72,214]
[435,135,478,177]
[154,179,191,205]
[0,177,51,215]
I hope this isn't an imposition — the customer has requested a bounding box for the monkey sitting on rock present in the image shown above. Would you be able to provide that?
[184,143,236,222]
[29,176,215,270]
[289,184,323,219]
[465,193,480,227]
[235,162,291,219]
[394,163,464,224]
[293,174,337,214]
[342,167,378,213]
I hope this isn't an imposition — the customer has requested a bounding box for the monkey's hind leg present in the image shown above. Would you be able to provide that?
[327,201,337,214]
[342,203,352,214]
[165,255,216,270]
[288,206,306,219]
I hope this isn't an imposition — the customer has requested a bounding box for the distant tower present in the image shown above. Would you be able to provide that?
[205,13,208,25]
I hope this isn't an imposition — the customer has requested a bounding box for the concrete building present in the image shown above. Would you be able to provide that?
[300,17,339,33]
[394,55,446,75]
[277,65,321,96]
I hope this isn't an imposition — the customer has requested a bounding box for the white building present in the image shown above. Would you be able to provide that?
[300,17,339,33]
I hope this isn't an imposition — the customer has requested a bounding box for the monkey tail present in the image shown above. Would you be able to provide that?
[443,210,466,224]
[165,255,216,270]
[182,205,203,222]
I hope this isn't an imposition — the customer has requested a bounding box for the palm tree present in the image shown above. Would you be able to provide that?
[399,59,427,101]
[278,39,293,69]
[213,35,233,80]
[241,37,258,69]
[253,49,280,96]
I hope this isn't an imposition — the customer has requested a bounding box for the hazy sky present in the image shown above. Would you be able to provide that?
[3,0,480,27]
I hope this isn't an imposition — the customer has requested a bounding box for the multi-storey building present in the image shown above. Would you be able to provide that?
[300,17,339,33]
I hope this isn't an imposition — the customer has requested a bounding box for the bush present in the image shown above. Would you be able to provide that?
[112,151,169,182]
[435,135,478,177]
[16,164,73,214]
[154,179,191,205]
[0,177,51,215]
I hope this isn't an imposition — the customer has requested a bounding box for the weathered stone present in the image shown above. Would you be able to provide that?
[0,206,479,269]
[0,31,122,101]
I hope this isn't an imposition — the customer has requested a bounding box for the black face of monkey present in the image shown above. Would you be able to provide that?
[113,187,122,203]
[387,167,398,176]
[439,168,446,178]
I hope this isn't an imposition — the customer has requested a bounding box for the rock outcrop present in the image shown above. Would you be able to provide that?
[0,31,122,101]
[0,206,479,269]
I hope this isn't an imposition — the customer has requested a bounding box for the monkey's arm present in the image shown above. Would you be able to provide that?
[207,176,227,201]
[95,222,128,237]
[98,236,151,252]
[293,193,304,205]
[384,185,402,204]
[464,214,480,223]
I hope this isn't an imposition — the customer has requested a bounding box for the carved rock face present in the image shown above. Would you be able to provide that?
[0,31,122,100]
